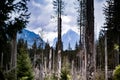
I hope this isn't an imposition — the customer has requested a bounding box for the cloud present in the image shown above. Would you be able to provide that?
[62,16,71,24]
[44,31,57,46]
[27,0,53,29]
[32,0,42,8]
[94,0,106,38]
[27,0,106,45]
[96,0,104,3]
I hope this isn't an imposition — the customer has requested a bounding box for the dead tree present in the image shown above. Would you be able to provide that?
[53,0,64,79]
[10,33,17,80]
[79,0,95,80]
[85,0,95,80]
[79,0,87,79]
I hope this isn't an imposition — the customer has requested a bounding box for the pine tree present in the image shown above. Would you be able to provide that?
[17,39,34,80]
[104,0,120,68]
[75,42,79,51]
[68,43,72,51]
[44,42,50,68]
[0,0,14,53]
[113,65,120,80]
[0,1,30,79]
[0,0,30,53]
[96,30,105,69]
[75,0,82,47]
[32,41,37,68]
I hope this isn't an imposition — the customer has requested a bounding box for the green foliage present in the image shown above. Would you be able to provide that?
[113,65,120,80]
[96,30,105,69]
[44,74,58,80]
[61,59,71,80]
[0,70,5,80]
[103,0,120,69]
[20,76,28,80]
[114,44,119,51]
[17,39,34,80]
[61,68,71,80]
[45,69,72,80]
[5,69,16,80]
[95,69,105,80]
[44,42,50,59]
[0,0,30,54]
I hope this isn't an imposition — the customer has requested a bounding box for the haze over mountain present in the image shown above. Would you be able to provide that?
[53,29,80,50]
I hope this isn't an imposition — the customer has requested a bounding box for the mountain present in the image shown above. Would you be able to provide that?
[17,29,45,48]
[53,29,80,50]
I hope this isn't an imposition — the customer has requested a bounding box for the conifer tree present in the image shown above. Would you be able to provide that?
[68,43,72,51]
[104,0,120,67]
[32,41,37,68]
[0,0,30,79]
[17,39,34,80]
[0,0,30,53]
[96,30,105,69]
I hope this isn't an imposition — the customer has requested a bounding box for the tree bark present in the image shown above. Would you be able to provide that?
[10,33,17,80]
[86,0,95,80]
[105,31,108,80]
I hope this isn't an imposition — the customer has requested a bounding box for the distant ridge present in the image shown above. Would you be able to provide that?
[53,29,80,50]
[17,29,45,48]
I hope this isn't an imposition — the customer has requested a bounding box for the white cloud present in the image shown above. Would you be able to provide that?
[32,0,42,8]
[27,0,106,45]
[95,0,106,38]
[62,16,71,24]
[27,0,53,29]
[44,31,57,46]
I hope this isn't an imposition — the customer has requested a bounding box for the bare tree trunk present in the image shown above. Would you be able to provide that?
[84,45,87,80]
[105,31,108,80]
[10,33,17,80]
[85,0,95,80]
[52,49,55,74]
[116,32,120,66]
[33,47,36,68]
[44,57,47,77]
[1,52,3,69]
[57,50,61,80]
[118,30,120,64]
[79,0,95,79]
[57,0,63,79]
[49,48,52,75]
[71,60,74,80]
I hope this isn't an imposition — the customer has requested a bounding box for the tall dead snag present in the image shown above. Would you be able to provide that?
[79,0,95,79]
[11,33,17,80]
[77,0,94,79]
[53,0,64,79]
[85,0,95,80]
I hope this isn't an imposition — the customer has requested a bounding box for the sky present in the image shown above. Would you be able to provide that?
[26,0,106,46]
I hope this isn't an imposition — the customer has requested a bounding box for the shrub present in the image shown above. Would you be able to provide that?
[95,69,105,80]
[113,65,120,80]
